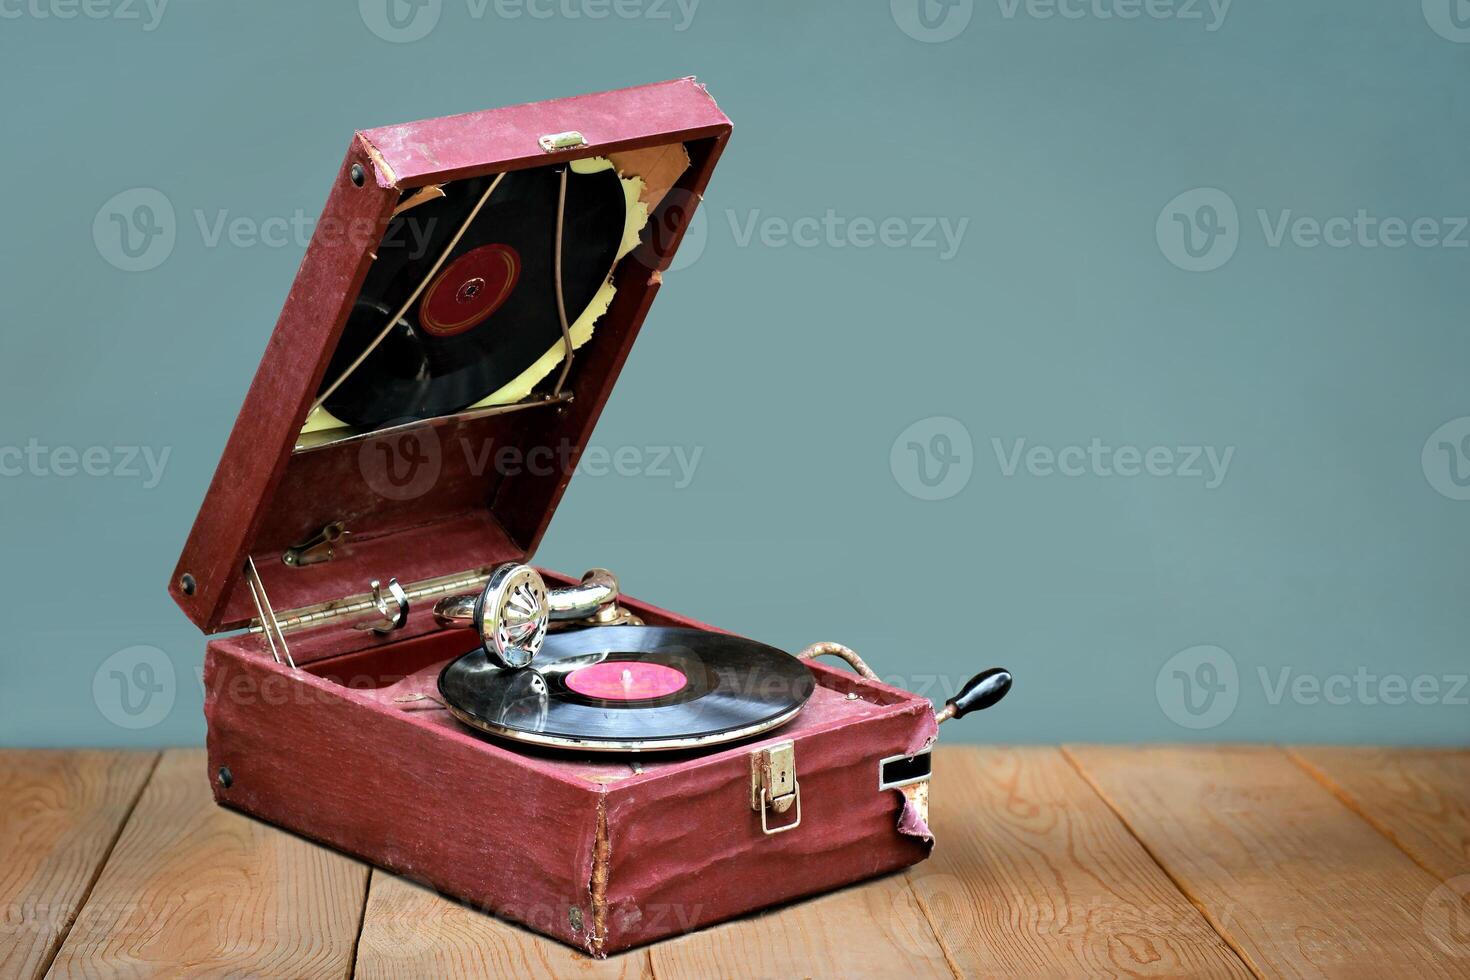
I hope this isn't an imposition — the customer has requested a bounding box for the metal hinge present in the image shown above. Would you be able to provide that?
[243,564,500,673]
[750,740,801,835]
[251,566,497,637]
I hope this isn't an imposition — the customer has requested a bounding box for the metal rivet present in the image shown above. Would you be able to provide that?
[217,766,233,789]
[179,573,196,596]
[350,163,365,187]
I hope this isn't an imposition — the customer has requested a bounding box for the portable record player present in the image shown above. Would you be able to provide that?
[168,78,1012,957]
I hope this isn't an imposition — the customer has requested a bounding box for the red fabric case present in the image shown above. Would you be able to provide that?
[171,78,939,956]
[203,590,936,954]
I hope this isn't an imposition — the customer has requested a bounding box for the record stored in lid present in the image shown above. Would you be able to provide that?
[169,79,731,634]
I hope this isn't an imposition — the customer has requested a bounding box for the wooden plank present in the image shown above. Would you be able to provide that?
[0,750,156,980]
[913,747,1249,978]
[1067,745,1469,978]
[47,748,369,980]
[650,869,951,980]
[353,870,650,979]
[1291,748,1470,881]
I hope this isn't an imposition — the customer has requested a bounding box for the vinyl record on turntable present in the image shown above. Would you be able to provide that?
[438,626,817,752]
[315,162,630,431]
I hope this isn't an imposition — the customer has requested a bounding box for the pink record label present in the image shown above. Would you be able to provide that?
[565,662,688,701]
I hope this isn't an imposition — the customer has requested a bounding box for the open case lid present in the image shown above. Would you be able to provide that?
[169,78,731,634]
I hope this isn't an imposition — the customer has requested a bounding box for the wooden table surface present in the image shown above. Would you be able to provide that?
[2,747,1467,979]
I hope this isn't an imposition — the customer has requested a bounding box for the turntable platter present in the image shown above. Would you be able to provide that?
[438,626,816,752]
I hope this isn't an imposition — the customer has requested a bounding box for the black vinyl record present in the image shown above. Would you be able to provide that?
[438,627,816,752]
[319,165,627,430]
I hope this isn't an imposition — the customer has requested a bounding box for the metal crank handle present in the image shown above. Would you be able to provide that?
[935,668,1013,725]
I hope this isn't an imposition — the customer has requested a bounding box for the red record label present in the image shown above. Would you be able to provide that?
[565,662,689,701]
[419,244,520,337]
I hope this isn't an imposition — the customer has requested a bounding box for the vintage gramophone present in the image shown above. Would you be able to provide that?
[167,77,1011,957]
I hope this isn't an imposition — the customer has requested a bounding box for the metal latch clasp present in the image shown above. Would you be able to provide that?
[750,740,801,835]
[538,130,586,152]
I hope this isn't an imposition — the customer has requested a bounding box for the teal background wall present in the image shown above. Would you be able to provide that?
[2,0,1467,747]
